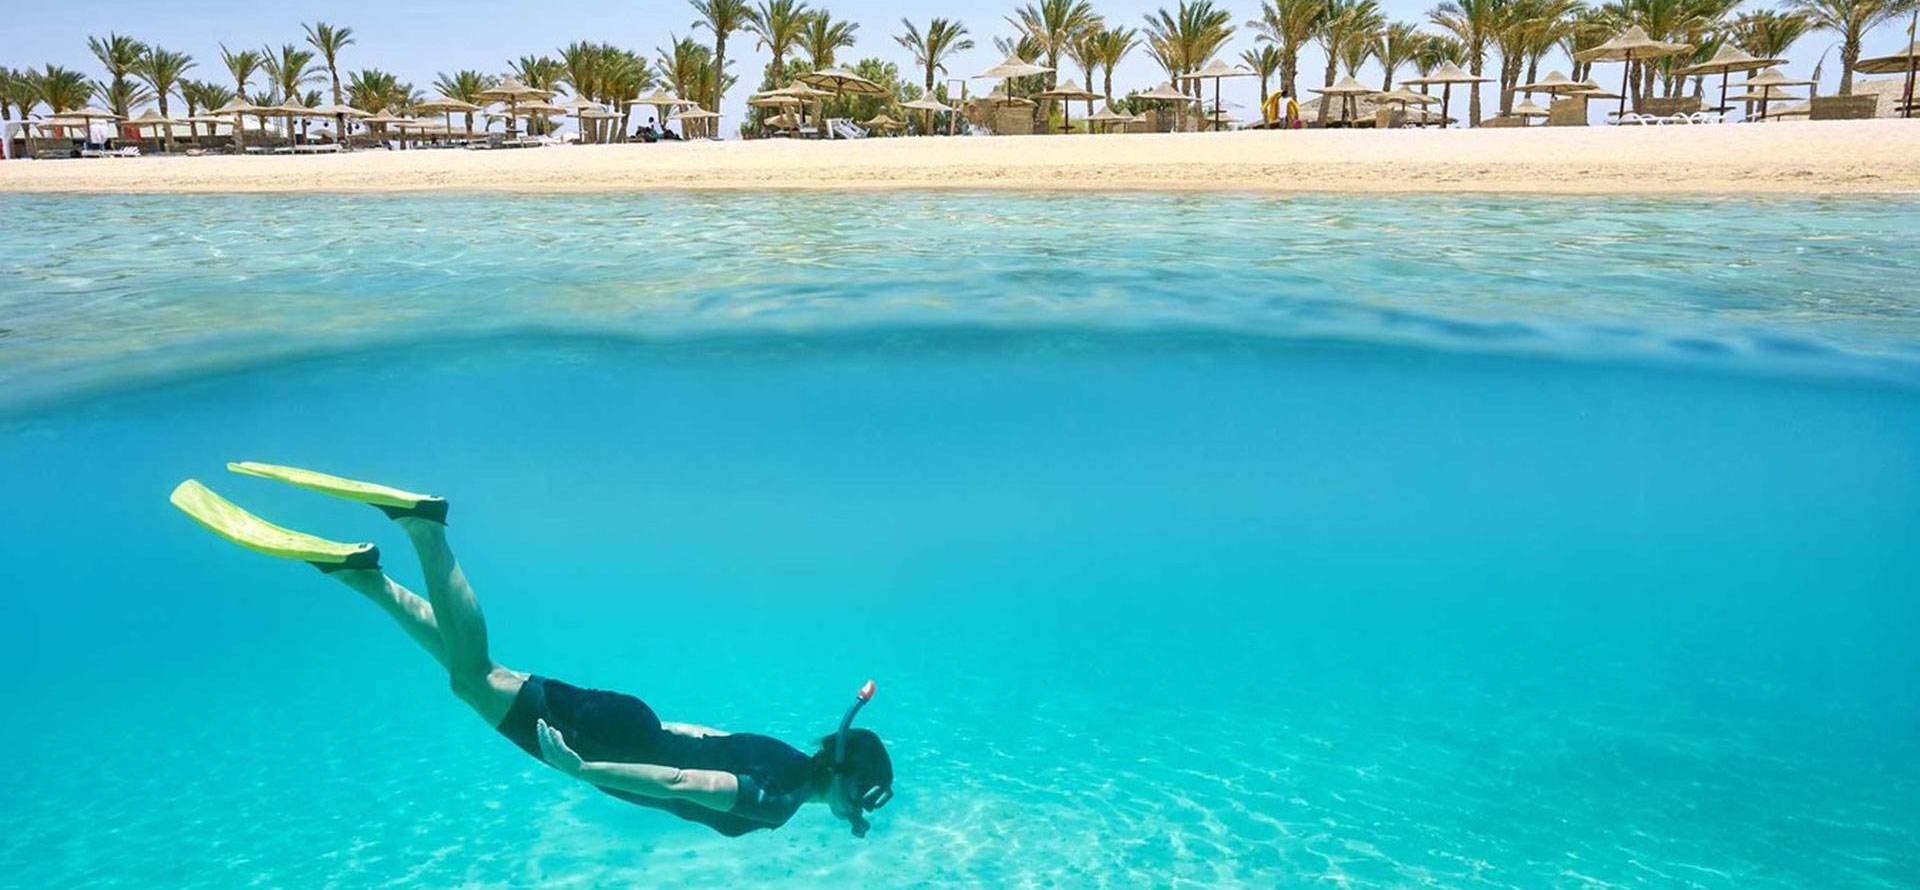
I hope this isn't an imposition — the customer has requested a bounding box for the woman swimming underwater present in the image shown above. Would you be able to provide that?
[170,462,894,838]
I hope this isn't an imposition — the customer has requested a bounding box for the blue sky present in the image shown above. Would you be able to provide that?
[7,0,1914,131]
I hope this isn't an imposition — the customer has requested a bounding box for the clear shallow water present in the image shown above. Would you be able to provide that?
[1,193,1918,890]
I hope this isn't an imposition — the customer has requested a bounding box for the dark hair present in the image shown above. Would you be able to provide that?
[815,728,892,798]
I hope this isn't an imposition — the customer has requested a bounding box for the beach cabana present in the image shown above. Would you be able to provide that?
[1404,62,1491,127]
[1033,78,1101,133]
[900,93,954,135]
[1675,46,1782,116]
[1310,75,1379,127]
[1177,59,1255,130]
[1856,39,1920,118]
[1575,26,1692,119]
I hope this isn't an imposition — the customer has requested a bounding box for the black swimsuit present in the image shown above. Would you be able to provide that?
[496,675,815,836]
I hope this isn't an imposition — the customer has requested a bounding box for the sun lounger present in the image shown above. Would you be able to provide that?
[80,147,140,158]
[1610,112,1655,126]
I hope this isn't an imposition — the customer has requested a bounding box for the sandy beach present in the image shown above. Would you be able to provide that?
[4,120,1919,194]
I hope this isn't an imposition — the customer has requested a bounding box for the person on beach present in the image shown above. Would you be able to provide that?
[169,462,895,839]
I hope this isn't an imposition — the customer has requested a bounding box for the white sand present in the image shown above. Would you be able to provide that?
[4,120,1918,194]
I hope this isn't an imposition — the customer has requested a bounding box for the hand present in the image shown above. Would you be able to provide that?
[537,719,584,777]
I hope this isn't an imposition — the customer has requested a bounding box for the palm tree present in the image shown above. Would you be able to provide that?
[303,22,355,107]
[896,18,974,93]
[802,12,861,70]
[1731,9,1812,58]
[136,47,194,151]
[27,65,94,114]
[1011,0,1104,92]
[1314,0,1382,121]
[1429,0,1501,123]
[88,33,149,117]
[263,43,320,103]
[1240,44,1285,108]
[1247,0,1326,98]
[1143,0,1237,127]
[1068,29,1104,113]
[691,0,753,113]
[93,78,154,122]
[433,69,489,131]
[750,0,812,88]
[346,69,402,111]
[1560,7,1613,80]
[1088,26,1140,103]
[1374,21,1426,90]
[1786,0,1910,94]
[220,45,263,103]
[656,35,731,134]
[0,68,27,121]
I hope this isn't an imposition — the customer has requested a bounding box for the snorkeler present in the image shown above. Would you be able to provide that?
[168,463,894,838]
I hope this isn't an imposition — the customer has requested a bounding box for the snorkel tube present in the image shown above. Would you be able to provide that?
[834,679,884,837]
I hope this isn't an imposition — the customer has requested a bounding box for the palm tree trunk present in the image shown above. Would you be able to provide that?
[713,36,729,111]
[1468,54,1483,125]
[1317,56,1336,124]
[1840,35,1860,95]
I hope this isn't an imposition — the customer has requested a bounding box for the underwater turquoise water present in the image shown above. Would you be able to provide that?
[1,193,1917,890]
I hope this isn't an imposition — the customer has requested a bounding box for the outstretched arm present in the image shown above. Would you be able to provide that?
[537,720,739,813]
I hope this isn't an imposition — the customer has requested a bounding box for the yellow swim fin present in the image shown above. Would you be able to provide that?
[227,461,447,523]
[170,480,380,571]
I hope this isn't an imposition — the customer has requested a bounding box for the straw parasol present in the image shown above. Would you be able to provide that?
[1374,88,1438,106]
[1675,45,1782,113]
[1177,58,1255,131]
[799,67,887,96]
[1513,70,1591,100]
[900,92,954,135]
[1136,81,1198,130]
[1310,74,1379,126]
[412,95,481,133]
[1575,26,1692,118]
[862,113,906,135]
[1857,35,1920,119]
[1033,78,1101,132]
[765,111,802,130]
[671,106,721,138]
[1085,103,1132,132]
[476,76,556,136]
[1739,67,1814,121]
[630,87,697,133]
[1506,98,1550,124]
[974,54,1052,109]
[258,97,314,147]
[1404,61,1491,127]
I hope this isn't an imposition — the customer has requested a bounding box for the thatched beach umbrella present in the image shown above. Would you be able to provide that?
[1177,58,1255,130]
[1404,61,1491,127]
[1033,78,1101,132]
[900,92,954,135]
[1507,98,1550,124]
[1575,26,1692,119]
[477,76,556,137]
[1085,103,1132,133]
[411,96,480,134]
[862,113,906,135]
[1514,70,1588,96]
[259,97,314,147]
[1741,67,1814,121]
[1136,81,1198,131]
[1310,74,1378,126]
[1856,37,1920,118]
[800,67,887,97]
[631,87,697,134]
[973,54,1052,110]
[671,106,721,138]
[1675,46,1782,115]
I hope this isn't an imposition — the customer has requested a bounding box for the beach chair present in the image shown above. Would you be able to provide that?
[1610,112,1654,126]
[826,118,869,140]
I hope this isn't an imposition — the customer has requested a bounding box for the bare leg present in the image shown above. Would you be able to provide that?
[329,568,450,671]
[393,516,524,726]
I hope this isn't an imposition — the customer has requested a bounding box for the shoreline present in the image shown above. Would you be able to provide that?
[3,120,1919,194]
